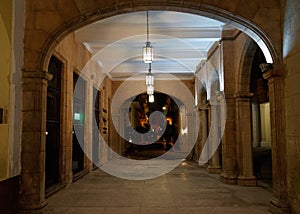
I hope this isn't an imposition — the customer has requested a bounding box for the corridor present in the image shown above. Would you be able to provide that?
[46,161,272,214]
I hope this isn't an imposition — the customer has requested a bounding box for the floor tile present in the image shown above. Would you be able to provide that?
[46,160,272,213]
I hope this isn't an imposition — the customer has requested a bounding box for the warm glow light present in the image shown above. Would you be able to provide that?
[146,73,154,85]
[143,42,153,63]
[149,94,154,103]
[181,127,188,135]
[166,117,172,125]
[147,85,154,95]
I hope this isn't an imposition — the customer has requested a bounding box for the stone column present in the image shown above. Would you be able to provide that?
[220,30,239,184]
[251,102,261,148]
[236,93,257,186]
[261,66,290,213]
[61,62,73,185]
[207,100,221,174]
[198,103,208,167]
[19,70,52,213]
[84,80,93,173]
[220,94,238,184]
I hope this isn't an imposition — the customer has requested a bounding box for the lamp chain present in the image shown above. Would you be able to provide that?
[147,10,149,42]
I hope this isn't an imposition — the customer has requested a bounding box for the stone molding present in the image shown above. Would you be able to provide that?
[22,70,53,82]
[260,63,273,73]
[262,69,284,80]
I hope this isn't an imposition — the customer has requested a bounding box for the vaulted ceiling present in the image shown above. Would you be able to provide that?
[75,11,226,80]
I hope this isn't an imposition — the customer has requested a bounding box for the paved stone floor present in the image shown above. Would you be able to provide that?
[46,161,272,214]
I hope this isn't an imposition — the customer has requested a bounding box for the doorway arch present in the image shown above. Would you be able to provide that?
[23,1,281,72]
[20,1,286,212]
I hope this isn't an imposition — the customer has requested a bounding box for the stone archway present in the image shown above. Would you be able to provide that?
[20,1,286,213]
[236,35,289,212]
[23,1,281,72]
[236,36,259,186]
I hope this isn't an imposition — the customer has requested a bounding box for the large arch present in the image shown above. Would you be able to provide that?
[23,1,281,72]
[20,1,288,213]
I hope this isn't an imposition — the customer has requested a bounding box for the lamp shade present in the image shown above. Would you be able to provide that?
[147,85,154,95]
[143,42,153,63]
[146,73,154,86]
[149,94,154,103]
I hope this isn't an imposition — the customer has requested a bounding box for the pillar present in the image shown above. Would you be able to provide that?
[19,70,52,213]
[198,103,208,167]
[207,100,221,174]
[236,93,257,186]
[220,94,238,184]
[85,80,93,173]
[61,58,73,186]
[252,102,261,148]
[261,66,290,213]
[220,31,238,184]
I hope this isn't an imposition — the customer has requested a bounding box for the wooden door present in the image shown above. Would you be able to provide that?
[46,56,62,188]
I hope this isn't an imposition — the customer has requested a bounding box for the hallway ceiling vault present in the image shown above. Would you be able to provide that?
[75,11,226,80]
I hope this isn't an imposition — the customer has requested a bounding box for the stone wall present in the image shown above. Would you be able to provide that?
[0,1,12,181]
[53,32,92,183]
[0,0,24,182]
[0,1,22,212]
[282,0,300,212]
[53,32,114,179]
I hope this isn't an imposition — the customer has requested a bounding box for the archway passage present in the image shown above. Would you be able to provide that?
[250,47,273,187]
[19,2,289,214]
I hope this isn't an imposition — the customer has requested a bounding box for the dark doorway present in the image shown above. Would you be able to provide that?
[250,47,272,187]
[46,56,62,189]
[125,92,181,159]
[92,87,100,168]
[72,73,86,176]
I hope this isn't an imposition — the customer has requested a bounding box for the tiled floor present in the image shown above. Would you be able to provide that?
[46,161,272,213]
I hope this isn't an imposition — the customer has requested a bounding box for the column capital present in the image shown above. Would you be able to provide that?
[223,93,235,99]
[216,91,225,101]
[259,61,284,80]
[209,101,220,107]
[262,69,284,80]
[198,102,209,111]
[259,63,273,73]
[235,93,254,99]
[22,70,53,81]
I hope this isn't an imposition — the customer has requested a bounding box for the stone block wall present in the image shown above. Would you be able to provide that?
[282,0,300,212]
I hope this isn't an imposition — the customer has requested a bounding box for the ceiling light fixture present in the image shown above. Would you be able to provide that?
[149,94,154,103]
[143,11,153,63]
[146,63,154,103]
[146,63,154,86]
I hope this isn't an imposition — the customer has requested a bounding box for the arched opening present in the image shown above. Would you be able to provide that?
[39,6,278,71]
[20,2,286,212]
[41,10,277,185]
[250,48,272,187]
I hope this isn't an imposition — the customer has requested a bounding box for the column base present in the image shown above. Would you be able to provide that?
[238,175,257,186]
[19,199,48,214]
[220,173,237,184]
[198,163,209,168]
[207,166,222,174]
[269,198,290,214]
